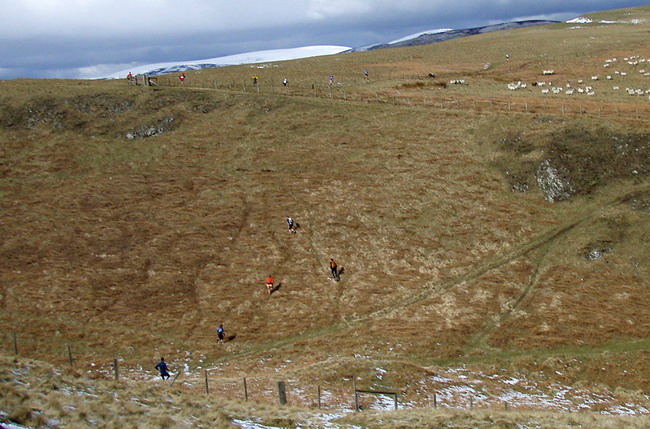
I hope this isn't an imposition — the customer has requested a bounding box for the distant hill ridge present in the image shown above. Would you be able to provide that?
[110,19,558,79]
[348,20,559,51]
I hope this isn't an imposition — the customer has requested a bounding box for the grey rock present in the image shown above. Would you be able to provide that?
[536,159,575,202]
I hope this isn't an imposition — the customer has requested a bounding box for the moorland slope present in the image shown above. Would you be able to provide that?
[1,5,650,428]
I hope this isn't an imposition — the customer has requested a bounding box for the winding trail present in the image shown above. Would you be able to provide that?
[214,185,650,365]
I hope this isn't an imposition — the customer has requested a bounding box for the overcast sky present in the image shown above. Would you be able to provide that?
[1,0,648,80]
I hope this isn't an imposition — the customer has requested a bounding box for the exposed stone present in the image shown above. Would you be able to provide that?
[584,247,612,260]
[125,117,175,139]
[536,159,576,202]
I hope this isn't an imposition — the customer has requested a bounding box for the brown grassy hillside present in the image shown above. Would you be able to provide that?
[1,5,650,427]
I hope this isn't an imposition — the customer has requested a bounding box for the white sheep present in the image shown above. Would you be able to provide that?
[541,89,549,94]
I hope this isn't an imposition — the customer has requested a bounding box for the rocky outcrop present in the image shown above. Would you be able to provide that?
[536,159,576,202]
[125,117,175,139]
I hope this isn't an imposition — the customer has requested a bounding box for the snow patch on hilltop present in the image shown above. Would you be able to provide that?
[567,17,593,24]
[105,45,350,79]
[389,28,453,44]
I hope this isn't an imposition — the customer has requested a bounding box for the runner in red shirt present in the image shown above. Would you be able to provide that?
[266,275,274,294]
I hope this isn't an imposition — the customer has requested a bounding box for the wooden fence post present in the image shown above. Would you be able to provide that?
[433,392,437,408]
[204,370,209,394]
[470,396,474,409]
[277,381,287,405]
[504,401,509,411]
[353,379,359,412]
[113,358,118,381]
[170,371,181,387]
[393,393,398,410]
[243,377,248,401]
[317,385,321,409]
[12,332,18,355]
[67,344,73,368]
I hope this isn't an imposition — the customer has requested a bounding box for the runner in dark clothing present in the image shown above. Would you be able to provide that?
[217,324,225,343]
[287,216,296,234]
[155,357,170,380]
[329,259,339,281]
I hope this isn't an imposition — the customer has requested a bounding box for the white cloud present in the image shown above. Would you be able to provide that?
[2,0,649,79]
[305,0,373,20]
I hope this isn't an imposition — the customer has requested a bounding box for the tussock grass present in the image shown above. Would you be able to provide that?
[1,5,650,427]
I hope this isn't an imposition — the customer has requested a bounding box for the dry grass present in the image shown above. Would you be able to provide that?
[2,5,650,427]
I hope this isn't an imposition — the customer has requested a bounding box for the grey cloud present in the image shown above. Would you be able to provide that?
[1,0,648,79]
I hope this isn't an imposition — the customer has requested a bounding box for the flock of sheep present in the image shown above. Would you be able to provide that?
[505,54,650,100]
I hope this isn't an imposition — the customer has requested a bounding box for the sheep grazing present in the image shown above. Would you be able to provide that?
[449,79,465,84]
[606,75,613,80]
[541,89,550,94]
[543,70,555,75]
[577,79,584,84]
[507,81,527,90]
[566,89,575,95]
[591,76,599,80]
[613,86,620,90]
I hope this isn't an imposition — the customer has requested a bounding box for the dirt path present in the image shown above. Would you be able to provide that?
[214,185,650,364]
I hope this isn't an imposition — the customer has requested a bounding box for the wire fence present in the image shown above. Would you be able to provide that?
[3,330,644,415]
[150,75,650,121]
